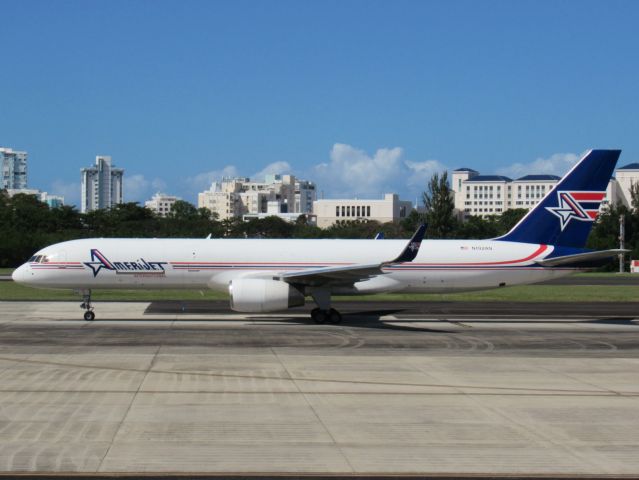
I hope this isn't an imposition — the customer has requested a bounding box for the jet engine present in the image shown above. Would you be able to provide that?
[229,278,305,313]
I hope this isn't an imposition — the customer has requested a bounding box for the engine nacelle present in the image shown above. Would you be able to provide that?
[229,278,305,313]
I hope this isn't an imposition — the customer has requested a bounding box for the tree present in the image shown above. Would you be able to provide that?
[630,181,639,212]
[498,208,528,235]
[422,171,457,238]
[455,215,500,239]
[401,209,426,234]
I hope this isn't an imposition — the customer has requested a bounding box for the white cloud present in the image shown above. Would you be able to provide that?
[123,174,167,203]
[312,143,448,199]
[496,152,586,179]
[49,180,80,207]
[252,161,292,181]
[123,174,150,202]
[173,144,449,204]
[405,159,449,188]
[184,165,240,193]
[313,143,404,197]
[151,178,167,191]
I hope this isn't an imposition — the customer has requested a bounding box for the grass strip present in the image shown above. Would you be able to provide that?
[0,281,636,302]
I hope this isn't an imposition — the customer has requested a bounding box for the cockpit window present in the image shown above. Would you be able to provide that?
[28,256,37,262]
[28,255,49,263]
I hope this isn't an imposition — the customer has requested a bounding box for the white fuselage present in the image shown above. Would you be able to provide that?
[12,237,575,294]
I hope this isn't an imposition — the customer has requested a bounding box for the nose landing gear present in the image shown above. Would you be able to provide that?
[79,290,95,321]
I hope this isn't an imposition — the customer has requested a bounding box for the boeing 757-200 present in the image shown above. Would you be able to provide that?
[12,149,626,323]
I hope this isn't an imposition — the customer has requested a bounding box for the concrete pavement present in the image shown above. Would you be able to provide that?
[0,301,638,475]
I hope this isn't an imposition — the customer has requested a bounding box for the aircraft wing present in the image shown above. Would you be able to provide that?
[274,224,426,287]
[537,249,629,267]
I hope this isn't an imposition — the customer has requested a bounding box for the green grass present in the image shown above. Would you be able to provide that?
[0,268,14,276]
[0,282,228,301]
[0,280,636,303]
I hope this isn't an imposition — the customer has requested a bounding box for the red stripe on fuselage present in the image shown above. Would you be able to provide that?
[168,244,549,268]
[407,244,548,266]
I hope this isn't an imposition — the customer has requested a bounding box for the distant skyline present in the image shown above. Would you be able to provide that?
[1,0,638,207]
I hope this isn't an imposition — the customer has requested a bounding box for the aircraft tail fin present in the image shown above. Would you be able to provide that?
[496,149,620,248]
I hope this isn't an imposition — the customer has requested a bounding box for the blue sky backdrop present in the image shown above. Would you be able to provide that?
[1,0,638,206]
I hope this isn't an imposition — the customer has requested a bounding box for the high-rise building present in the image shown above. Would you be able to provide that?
[80,156,124,213]
[1,147,28,190]
[145,193,181,217]
[198,174,316,221]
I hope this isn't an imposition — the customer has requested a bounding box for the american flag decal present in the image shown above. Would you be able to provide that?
[545,191,606,231]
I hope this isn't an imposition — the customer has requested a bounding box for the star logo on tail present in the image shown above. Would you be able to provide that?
[546,191,604,231]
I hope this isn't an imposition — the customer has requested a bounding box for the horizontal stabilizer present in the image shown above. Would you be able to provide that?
[537,249,629,267]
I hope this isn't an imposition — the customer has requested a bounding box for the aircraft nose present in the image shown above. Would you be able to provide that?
[12,264,31,284]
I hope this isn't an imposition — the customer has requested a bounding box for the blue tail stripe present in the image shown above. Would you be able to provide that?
[496,149,620,248]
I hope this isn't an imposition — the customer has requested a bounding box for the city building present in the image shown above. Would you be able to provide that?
[1,147,28,190]
[452,161,639,218]
[452,167,560,218]
[243,200,316,223]
[80,156,124,213]
[145,193,181,217]
[41,192,65,208]
[198,174,316,221]
[313,193,412,228]
[613,162,639,208]
[5,188,64,208]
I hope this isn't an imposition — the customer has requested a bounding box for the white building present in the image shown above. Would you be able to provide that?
[313,193,412,228]
[145,193,181,217]
[1,147,28,190]
[198,174,316,221]
[453,161,639,218]
[243,200,316,224]
[613,162,639,208]
[511,175,562,210]
[6,189,64,208]
[80,156,124,213]
[452,167,560,218]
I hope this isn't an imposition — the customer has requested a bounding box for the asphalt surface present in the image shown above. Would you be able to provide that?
[1,300,638,355]
[147,299,639,318]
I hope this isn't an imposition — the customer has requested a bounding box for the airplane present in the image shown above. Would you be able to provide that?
[12,149,626,323]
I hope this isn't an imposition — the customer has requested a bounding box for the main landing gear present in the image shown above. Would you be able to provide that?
[80,290,95,321]
[310,290,342,324]
[310,307,342,324]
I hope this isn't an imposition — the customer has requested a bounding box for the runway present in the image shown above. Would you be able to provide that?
[0,300,638,476]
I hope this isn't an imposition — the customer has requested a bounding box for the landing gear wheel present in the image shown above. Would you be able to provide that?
[79,290,94,321]
[328,308,342,324]
[311,308,327,324]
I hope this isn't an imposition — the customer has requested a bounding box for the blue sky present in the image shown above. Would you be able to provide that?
[1,0,638,206]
